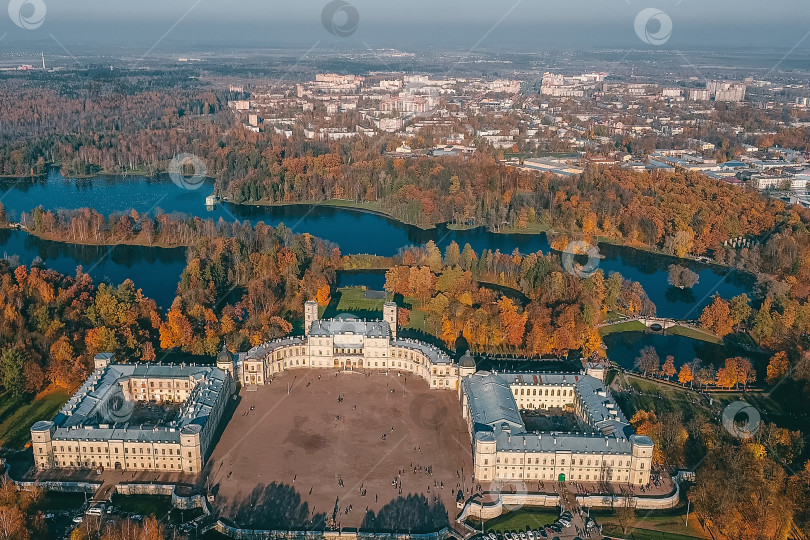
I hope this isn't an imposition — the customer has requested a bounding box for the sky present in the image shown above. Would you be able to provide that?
[2,0,810,52]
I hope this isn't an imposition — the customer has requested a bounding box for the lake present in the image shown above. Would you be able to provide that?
[0,228,186,308]
[603,331,766,370]
[1,170,753,316]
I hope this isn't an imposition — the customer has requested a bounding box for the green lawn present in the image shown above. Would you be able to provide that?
[601,526,704,540]
[403,306,429,332]
[593,505,708,540]
[0,388,70,449]
[111,494,171,517]
[614,374,711,422]
[468,509,560,532]
[665,325,722,344]
[110,494,201,523]
[599,321,647,336]
[616,373,784,425]
[470,506,707,539]
[325,287,386,317]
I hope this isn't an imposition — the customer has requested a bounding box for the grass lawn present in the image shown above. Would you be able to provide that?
[111,494,172,517]
[593,505,708,540]
[616,372,784,425]
[711,391,784,422]
[0,387,71,449]
[599,321,647,336]
[614,374,711,422]
[665,325,722,344]
[325,287,386,318]
[468,509,561,533]
[601,526,705,540]
[403,306,429,332]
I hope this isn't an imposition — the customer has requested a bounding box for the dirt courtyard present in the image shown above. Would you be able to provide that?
[203,369,474,530]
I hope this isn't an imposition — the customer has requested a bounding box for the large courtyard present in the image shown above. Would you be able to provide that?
[202,369,474,531]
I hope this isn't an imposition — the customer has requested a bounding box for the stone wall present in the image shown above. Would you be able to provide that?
[1,461,100,493]
[15,479,100,493]
[213,522,451,540]
[114,483,208,511]
[115,483,175,496]
[457,478,679,521]
[576,478,680,510]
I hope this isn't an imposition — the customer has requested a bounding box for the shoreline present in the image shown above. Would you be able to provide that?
[1,172,747,275]
[0,225,189,250]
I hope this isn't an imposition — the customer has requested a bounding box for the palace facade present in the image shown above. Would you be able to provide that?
[226,301,470,392]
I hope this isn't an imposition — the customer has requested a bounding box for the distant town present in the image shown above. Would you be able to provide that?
[226,69,810,205]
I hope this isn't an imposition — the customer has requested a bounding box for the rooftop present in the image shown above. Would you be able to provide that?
[463,370,637,454]
[49,363,228,443]
[309,318,391,338]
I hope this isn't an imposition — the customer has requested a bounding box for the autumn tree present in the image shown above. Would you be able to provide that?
[667,264,699,289]
[678,363,694,387]
[315,284,331,306]
[634,346,660,377]
[613,490,636,537]
[699,296,734,337]
[766,351,790,385]
[498,297,527,348]
[691,444,793,540]
[662,355,677,380]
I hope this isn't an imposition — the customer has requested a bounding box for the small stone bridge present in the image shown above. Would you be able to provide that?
[598,316,698,331]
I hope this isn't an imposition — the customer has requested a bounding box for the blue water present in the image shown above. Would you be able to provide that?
[603,331,729,369]
[0,170,754,316]
[0,228,186,309]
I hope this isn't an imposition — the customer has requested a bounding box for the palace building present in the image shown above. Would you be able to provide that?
[462,371,653,486]
[31,354,234,474]
[227,301,470,392]
[32,300,653,486]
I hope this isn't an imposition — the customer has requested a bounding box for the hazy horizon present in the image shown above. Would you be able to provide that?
[2,0,809,54]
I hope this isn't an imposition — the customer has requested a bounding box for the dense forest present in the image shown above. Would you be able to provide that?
[382,240,652,357]
[0,219,338,397]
